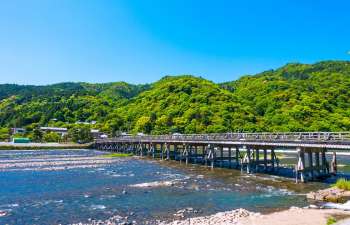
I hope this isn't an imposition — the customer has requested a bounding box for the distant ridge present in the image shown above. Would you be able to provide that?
[1,60,350,133]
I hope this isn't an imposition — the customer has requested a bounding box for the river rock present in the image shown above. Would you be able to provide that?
[161,208,258,225]
[309,204,319,209]
[0,210,7,217]
[307,187,350,203]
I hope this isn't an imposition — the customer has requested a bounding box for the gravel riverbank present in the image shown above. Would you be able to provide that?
[0,153,122,171]
[71,207,350,225]
[160,207,350,225]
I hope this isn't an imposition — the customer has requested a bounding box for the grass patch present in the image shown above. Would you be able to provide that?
[326,216,337,225]
[102,153,133,158]
[332,178,350,191]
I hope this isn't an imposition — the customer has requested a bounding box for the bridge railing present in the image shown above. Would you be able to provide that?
[96,132,350,143]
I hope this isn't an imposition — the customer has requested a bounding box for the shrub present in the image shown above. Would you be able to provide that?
[326,216,336,225]
[333,178,350,191]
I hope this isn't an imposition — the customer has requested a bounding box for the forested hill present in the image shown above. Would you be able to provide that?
[1,60,350,134]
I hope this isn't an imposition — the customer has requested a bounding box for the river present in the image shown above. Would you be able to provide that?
[0,149,348,224]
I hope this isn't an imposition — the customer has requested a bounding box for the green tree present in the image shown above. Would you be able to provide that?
[0,128,10,141]
[43,132,61,143]
[134,116,152,134]
[68,127,93,143]
[32,128,43,142]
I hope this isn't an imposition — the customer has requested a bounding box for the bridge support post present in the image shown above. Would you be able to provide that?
[206,144,215,169]
[255,149,259,172]
[246,148,251,173]
[138,143,143,157]
[271,148,275,171]
[211,146,215,169]
[321,149,328,174]
[263,148,267,171]
[160,143,164,160]
[179,145,183,164]
[296,147,306,183]
[308,151,314,180]
[151,144,155,158]
[331,152,337,175]
[228,146,232,168]
[315,151,320,177]
[185,145,189,165]
[166,143,170,160]
[147,143,151,157]
[193,146,196,163]
[235,146,240,169]
[204,145,208,166]
[219,146,224,167]
[173,144,177,160]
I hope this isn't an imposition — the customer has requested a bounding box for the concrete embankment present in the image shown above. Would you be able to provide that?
[0,142,91,150]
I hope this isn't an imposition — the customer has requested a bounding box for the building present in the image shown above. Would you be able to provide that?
[13,137,30,143]
[91,129,108,140]
[11,128,26,135]
[40,127,68,136]
[75,121,97,125]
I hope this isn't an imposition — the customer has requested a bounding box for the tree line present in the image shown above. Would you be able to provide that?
[0,60,350,142]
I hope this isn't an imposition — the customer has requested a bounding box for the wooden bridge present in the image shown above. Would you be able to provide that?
[93,132,350,183]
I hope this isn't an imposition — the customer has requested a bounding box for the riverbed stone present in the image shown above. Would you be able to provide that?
[307,187,350,203]
[160,208,259,225]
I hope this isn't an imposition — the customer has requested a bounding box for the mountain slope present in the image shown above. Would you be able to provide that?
[0,82,149,128]
[222,61,350,131]
[1,60,350,133]
[112,75,253,134]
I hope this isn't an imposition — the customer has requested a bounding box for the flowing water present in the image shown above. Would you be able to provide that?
[0,149,348,224]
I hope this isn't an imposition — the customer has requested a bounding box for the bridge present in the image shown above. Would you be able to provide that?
[93,132,350,183]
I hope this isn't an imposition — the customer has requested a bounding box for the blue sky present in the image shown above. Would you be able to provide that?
[0,0,349,85]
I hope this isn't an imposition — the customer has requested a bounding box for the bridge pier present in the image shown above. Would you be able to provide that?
[151,143,155,158]
[217,146,222,167]
[263,148,267,171]
[315,151,320,177]
[165,143,170,160]
[207,144,215,169]
[296,147,332,183]
[203,145,207,165]
[193,146,198,163]
[255,149,259,171]
[160,143,164,160]
[296,147,306,183]
[331,152,337,175]
[308,151,314,180]
[322,149,328,174]
[271,148,276,172]
[242,147,252,173]
[184,145,189,165]
[228,147,232,168]
[235,146,240,168]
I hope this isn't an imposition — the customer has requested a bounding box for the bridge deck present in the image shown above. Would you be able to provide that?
[96,132,350,150]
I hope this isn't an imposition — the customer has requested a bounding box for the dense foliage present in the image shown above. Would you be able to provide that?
[222,61,350,131]
[1,60,350,135]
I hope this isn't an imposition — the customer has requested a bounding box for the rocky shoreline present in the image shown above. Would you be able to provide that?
[307,187,350,203]
[159,208,258,225]
[71,207,350,225]
[162,207,350,225]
